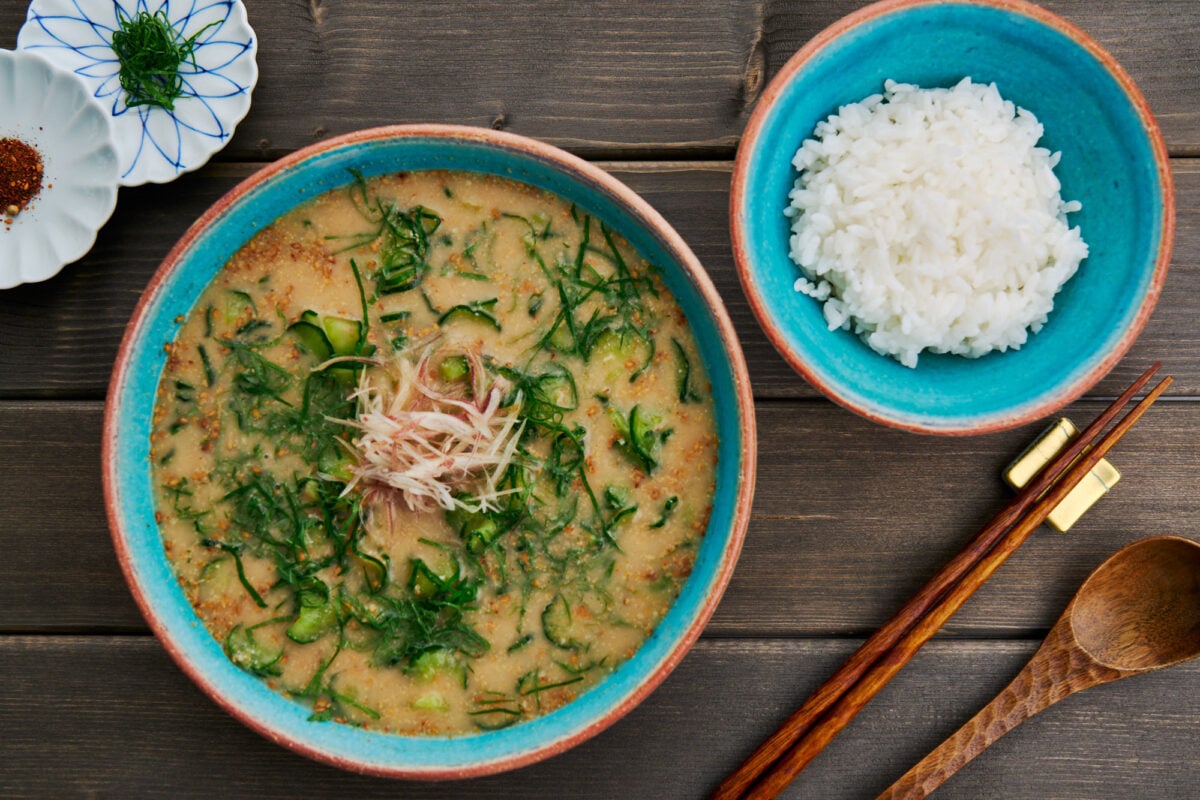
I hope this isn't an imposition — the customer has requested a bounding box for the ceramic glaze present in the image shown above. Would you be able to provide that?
[732,0,1173,434]
[103,125,755,777]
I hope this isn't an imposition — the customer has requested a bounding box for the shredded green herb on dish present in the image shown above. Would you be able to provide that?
[111,8,216,111]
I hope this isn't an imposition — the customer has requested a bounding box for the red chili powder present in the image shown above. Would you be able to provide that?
[0,137,45,218]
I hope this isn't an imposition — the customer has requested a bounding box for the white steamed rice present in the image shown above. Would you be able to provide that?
[786,78,1088,368]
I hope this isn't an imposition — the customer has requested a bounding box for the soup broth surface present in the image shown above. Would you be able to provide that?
[151,170,717,734]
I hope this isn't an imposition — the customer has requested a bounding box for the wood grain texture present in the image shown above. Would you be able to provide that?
[708,371,1166,800]
[1,2,1197,798]
[880,535,1200,799]
[0,160,1198,400]
[2,1,1197,156]
[0,636,1196,800]
[878,621,1125,799]
[0,1,758,159]
[4,397,1196,635]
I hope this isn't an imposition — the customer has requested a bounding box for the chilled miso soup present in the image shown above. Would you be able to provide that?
[150,171,718,734]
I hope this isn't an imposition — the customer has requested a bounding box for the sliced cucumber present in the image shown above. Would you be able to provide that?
[437,300,500,331]
[542,593,582,650]
[225,625,283,677]
[415,205,442,236]
[197,557,237,604]
[286,581,338,643]
[590,328,652,382]
[408,649,467,687]
[407,559,442,598]
[438,355,470,383]
[412,693,450,711]
[608,404,668,473]
[446,506,501,554]
[223,289,257,326]
[323,316,363,355]
[288,320,334,361]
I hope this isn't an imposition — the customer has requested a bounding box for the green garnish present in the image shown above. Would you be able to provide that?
[156,185,706,731]
[342,176,443,296]
[650,496,679,529]
[111,8,216,111]
[225,624,283,677]
[608,404,671,473]
[438,355,471,383]
[381,311,411,350]
[379,311,411,324]
[518,670,584,712]
[202,539,267,608]
[603,486,638,527]
[526,212,659,378]
[197,344,216,387]
[672,338,702,402]
[341,559,488,667]
[507,634,534,653]
[528,292,544,318]
[437,297,501,331]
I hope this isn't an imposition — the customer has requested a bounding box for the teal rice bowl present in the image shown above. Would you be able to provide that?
[731,0,1173,434]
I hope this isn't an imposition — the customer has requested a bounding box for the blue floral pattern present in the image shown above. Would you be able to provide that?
[18,0,257,186]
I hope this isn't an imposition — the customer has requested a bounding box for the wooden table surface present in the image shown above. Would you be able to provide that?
[3,2,1198,798]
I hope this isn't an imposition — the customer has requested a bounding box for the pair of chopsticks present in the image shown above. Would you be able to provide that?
[710,363,1172,800]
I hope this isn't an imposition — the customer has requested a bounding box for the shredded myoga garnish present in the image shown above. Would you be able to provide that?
[149,169,718,735]
[338,349,527,514]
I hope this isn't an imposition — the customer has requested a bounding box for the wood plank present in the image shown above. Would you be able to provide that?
[0,401,142,632]
[5,397,1197,635]
[711,397,1200,637]
[3,2,1197,156]
[0,635,1196,799]
[0,1,757,159]
[0,160,1197,400]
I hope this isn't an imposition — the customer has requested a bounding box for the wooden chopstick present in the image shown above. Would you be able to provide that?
[741,373,1172,799]
[709,364,1167,800]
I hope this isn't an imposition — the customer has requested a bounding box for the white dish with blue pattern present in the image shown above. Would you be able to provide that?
[18,0,257,186]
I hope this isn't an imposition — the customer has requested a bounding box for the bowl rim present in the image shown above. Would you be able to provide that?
[730,0,1175,435]
[102,123,757,778]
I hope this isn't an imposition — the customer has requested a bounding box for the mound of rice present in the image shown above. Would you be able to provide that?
[786,78,1088,368]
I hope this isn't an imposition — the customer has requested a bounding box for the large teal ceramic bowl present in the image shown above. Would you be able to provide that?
[732,0,1173,434]
[103,125,756,778]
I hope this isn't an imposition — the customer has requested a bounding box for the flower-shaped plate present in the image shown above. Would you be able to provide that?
[18,0,258,186]
[0,49,119,289]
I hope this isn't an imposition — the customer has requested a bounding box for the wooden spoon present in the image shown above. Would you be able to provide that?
[878,535,1200,800]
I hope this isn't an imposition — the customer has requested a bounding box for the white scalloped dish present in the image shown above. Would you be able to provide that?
[0,50,120,290]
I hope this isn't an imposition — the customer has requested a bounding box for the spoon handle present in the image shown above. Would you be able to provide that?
[876,615,1124,800]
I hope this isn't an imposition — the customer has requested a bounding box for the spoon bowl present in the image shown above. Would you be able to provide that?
[1072,536,1200,671]
[879,535,1200,799]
